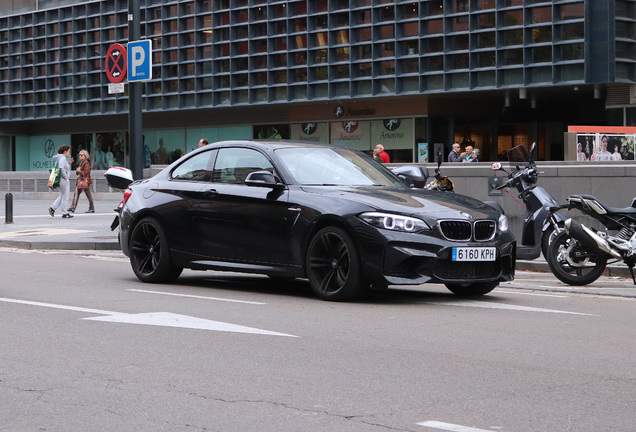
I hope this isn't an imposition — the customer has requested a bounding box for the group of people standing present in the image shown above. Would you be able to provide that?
[372,144,391,163]
[48,145,94,219]
[448,142,480,163]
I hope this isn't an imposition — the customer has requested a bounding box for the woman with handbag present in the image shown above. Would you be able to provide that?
[68,149,95,214]
[49,145,74,218]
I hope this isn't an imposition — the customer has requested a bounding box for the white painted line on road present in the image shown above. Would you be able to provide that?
[417,420,496,431]
[496,289,568,298]
[11,213,113,218]
[0,296,296,337]
[0,228,92,239]
[422,299,597,316]
[128,289,267,305]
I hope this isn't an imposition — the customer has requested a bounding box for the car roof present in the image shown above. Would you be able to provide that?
[211,139,346,151]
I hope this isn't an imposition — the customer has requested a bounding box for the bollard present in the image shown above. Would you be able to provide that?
[5,192,13,224]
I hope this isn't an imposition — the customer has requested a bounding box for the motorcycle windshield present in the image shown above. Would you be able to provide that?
[507,144,531,164]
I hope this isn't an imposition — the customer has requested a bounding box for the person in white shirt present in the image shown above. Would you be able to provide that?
[49,145,74,218]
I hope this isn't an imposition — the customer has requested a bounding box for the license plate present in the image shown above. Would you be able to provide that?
[452,247,496,261]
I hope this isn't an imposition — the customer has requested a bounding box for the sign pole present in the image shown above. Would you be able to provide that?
[128,0,143,181]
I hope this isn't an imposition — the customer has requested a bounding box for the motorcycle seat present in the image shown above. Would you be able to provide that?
[568,194,636,215]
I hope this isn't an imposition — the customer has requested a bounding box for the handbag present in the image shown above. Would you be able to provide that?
[47,159,61,188]
[77,177,90,190]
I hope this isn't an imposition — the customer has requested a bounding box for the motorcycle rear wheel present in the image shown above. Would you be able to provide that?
[546,231,607,286]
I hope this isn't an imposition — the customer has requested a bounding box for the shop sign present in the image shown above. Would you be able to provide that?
[333,105,376,118]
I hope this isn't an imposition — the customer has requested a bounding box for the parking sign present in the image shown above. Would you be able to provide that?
[127,39,152,82]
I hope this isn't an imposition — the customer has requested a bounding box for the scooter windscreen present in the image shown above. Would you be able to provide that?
[507,144,531,164]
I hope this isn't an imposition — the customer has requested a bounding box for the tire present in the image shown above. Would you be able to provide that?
[129,217,183,283]
[444,282,498,296]
[545,230,607,286]
[306,226,368,301]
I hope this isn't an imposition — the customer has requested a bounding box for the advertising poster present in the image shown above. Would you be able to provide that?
[331,120,371,150]
[570,128,636,162]
[434,143,444,163]
[144,129,186,166]
[417,143,429,163]
[291,122,330,143]
[370,118,413,151]
[30,134,71,171]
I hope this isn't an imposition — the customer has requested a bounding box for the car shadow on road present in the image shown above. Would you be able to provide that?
[153,272,494,305]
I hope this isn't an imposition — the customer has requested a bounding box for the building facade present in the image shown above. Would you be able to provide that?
[0,0,635,172]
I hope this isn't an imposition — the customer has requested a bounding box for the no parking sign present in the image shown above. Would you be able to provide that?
[105,43,127,84]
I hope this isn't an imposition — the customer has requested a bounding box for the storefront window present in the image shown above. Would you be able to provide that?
[454,121,493,161]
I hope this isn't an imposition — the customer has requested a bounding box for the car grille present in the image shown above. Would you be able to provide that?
[474,220,496,241]
[433,260,501,279]
[439,220,496,242]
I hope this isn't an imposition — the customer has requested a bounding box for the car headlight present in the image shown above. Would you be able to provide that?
[498,214,509,232]
[359,212,431,233]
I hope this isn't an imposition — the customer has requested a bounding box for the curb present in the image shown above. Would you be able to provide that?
[517,260,633,279]
[0,240,120,251]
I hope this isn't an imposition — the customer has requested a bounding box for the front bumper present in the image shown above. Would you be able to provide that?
[355,221,516,286]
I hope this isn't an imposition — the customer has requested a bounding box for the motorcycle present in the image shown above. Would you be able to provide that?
[425,158,455,191]
[545,195,636,285]
[491,143,565,260]
[392,158,454,191]
[104,166,134,231]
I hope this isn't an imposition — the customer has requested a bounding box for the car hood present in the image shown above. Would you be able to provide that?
[300,186,498,220]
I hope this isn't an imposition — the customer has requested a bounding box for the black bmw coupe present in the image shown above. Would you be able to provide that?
[114,140,515,301]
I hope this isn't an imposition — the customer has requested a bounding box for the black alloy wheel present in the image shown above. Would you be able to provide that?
[129,217,183,283]
[546,230,607,286]
[306,226,367,301]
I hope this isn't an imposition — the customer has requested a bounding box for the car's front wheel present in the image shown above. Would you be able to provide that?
[306,226,368,301]
[444,282,498,296]
[129,217,183,283]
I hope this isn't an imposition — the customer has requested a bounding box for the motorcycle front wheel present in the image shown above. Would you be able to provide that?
[546,230,607,286]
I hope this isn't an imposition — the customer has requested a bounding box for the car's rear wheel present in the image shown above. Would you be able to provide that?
[444,282,498,296]
[129,217,183,283]
[306,226,368,301]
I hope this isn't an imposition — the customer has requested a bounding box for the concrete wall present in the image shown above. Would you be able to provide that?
[399,161,636,237]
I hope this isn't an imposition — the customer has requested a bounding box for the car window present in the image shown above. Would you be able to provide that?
[213,147,274,184]
[171,150,215,182]
[275,147,403,187]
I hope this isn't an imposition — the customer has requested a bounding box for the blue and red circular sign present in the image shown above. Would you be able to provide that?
[105,43,127,83]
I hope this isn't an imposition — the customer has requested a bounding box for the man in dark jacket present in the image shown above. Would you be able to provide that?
[448,142,462,162]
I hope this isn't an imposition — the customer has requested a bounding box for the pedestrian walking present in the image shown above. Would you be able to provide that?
[68,149,95,214]
[49,145,73,218]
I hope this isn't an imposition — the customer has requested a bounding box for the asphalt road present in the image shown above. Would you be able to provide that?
[1,248,635,431]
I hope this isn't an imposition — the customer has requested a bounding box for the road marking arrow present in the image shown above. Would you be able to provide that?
[0,297,297,337]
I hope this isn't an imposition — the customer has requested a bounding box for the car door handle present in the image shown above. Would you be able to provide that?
[203,188,218,197]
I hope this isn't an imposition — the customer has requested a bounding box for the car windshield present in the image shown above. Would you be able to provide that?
[275,146,405,187]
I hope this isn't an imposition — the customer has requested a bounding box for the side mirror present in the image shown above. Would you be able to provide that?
[391,165,429,188]
[245,170,284,189]
[491,162,502,171]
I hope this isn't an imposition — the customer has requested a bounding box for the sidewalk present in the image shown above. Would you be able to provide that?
[0,197,121,250]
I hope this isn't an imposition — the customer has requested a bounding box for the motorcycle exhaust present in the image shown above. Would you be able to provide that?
[564,218,622,259]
